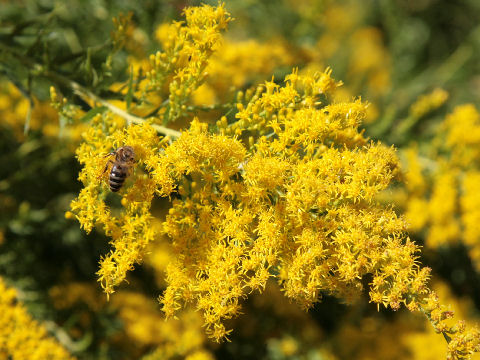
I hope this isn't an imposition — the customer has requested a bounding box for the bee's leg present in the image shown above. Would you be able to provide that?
[98,160,114,180]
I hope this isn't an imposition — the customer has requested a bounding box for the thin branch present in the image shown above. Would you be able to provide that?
[419,304,452,344]
[62,75,181,138]
[45,320,92,353]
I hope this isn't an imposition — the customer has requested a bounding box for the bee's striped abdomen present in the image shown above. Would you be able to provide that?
[109,164,127,192]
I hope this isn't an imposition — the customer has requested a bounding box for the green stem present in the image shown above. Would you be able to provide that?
[57,73,181,138]
[419,304,452,344]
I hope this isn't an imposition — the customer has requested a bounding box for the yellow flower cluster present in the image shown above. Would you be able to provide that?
[0,277,74,359]
[348,27,391,94]
[135,68,434,342]
[68,0,234,306]
[70,113,161,298]
[148,3,231,122]
[70,65,435,343]
[64,4,480,355]
[403,158,460,248]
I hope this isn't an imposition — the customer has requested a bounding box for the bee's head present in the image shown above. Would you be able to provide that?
[118,146,135,162]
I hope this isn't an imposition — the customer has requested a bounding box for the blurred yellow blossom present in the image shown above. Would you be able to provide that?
[461,172,480,266]
[203,38,294,99]
[349,27,391,95]
[0,277,75,360]
[444,104,480,167]
[401,104,480,272]
[427,167,461,248]
[0,82,86,146]
[49,283,212,359]
[112,292,211,359]
[409,88,449,119]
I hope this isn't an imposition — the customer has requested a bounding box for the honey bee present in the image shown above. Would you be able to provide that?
[100,146,135,192]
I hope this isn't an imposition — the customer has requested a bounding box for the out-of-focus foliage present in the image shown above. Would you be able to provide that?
[1,0,480,359]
